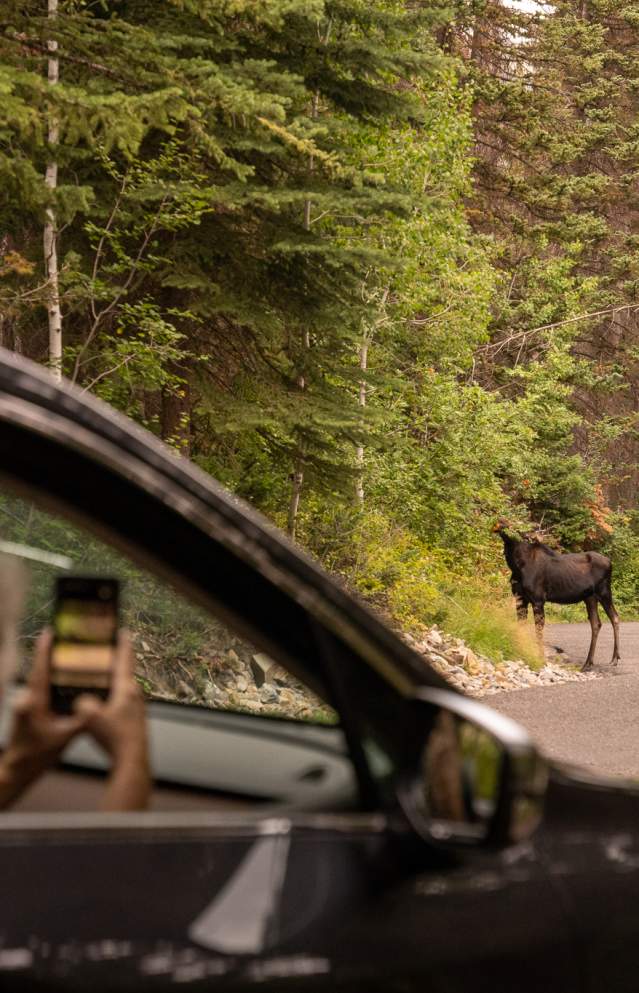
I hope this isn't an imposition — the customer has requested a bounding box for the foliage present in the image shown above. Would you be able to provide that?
[299,504,542,664]
[2,0,639,663]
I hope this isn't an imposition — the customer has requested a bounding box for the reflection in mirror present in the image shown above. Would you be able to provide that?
[509,750,548,844]
[422,710,503,842]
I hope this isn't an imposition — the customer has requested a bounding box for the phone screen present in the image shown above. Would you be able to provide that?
[50,578,119,702]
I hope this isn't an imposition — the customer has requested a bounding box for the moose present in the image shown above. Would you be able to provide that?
[494,522,620,671]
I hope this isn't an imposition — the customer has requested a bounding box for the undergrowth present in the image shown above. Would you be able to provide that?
[298,505,545,669]
[443,598,544,669]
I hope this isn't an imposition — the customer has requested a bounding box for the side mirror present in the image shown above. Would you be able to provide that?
[400,687,548,848]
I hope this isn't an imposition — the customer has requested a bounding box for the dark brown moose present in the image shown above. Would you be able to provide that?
[494,522,620,672]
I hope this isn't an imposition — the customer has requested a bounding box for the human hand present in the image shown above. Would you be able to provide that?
[0,628,88,809]
[75,630,150,810]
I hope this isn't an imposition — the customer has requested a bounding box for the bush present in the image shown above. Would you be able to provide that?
[298,504,543,667]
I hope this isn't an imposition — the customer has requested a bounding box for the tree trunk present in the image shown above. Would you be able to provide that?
[355,288,387,506]
[44,0,62,382]
[287,466,304,538]
[287,328,309,541]
[355,338,368,506]
[287,90,318,540]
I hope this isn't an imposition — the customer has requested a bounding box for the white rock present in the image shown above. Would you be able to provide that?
[260,684,279,705]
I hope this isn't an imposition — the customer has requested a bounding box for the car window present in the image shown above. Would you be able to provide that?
[0,489,337,727]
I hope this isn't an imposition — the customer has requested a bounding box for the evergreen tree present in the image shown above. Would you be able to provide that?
[1,0,443,529]
[445,0,639,542]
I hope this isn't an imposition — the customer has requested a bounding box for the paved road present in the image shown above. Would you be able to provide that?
[490,622,639,779]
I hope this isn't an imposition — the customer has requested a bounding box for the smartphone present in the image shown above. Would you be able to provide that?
[50,577,119,715]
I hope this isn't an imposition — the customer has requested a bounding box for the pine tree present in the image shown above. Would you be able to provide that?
[447,0,639,539]
[1,0,446,526]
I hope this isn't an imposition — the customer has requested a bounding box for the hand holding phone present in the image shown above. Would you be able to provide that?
[73,630,151,808]
[0,625,150,811]
[0,629,88,808]
[50,577,119,715]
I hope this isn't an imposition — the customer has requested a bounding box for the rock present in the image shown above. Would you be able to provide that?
[463,650,481,675]
[204,681,225,706]
[226,649,242,672]
[403,623,601,699]
[278,689,294,707]
[178,679,193,699]
[260,684,279,705]
[236,676,248,693]
[251,653,276,688]
[430,653,449,666]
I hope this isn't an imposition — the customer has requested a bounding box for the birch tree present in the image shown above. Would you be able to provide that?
[44,0,61,381]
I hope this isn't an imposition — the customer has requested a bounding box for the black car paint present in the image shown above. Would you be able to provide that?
[0,349,635,992]
[0,812,575,993]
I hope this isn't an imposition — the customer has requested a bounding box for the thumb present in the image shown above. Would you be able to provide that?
[56,710,90,739]
[73,694,103,720]
[72,694,111,747]
[11,688,35,719]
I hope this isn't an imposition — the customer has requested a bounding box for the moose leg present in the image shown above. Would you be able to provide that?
[598,593,621,666]
[531,602,545,653]
[582,595,601,672]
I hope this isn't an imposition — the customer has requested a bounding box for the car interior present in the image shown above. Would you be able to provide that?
[0,488,355,816]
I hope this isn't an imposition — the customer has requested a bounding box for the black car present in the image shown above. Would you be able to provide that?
[0,348,635,993]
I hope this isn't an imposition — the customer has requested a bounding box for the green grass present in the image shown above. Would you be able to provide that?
[442,595,545,670]
[546,602,638,622]
[545,602,591,622]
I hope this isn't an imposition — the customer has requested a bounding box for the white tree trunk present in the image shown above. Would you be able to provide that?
[355,288,388,506]
[355,339,369,506]
[287,92,318,540]
[44,0,62,382]
[287,466,304,539]
[287,329,310,541]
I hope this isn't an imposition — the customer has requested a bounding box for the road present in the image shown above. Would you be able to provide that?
[490,622,639,779]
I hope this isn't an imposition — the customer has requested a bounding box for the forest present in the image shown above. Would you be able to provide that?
[2,0,639,661]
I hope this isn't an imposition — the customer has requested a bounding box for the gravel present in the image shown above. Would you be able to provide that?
[403,627,600,697]
[134,620,595,723]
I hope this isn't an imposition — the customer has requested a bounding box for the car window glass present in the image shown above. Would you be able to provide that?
[0,490,337,727]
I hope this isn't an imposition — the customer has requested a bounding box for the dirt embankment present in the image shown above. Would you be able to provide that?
[130,619,597,721]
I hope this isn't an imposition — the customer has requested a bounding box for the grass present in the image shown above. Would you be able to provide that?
[545,602,591,622]
[442,595,545,670]
[546,601,638,622]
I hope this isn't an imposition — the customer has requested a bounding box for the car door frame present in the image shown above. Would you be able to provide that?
[0,351,438,991]
[0,349,449,805]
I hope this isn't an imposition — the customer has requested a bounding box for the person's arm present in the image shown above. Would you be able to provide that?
[74,631,151,811]
[0,630,87,809]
